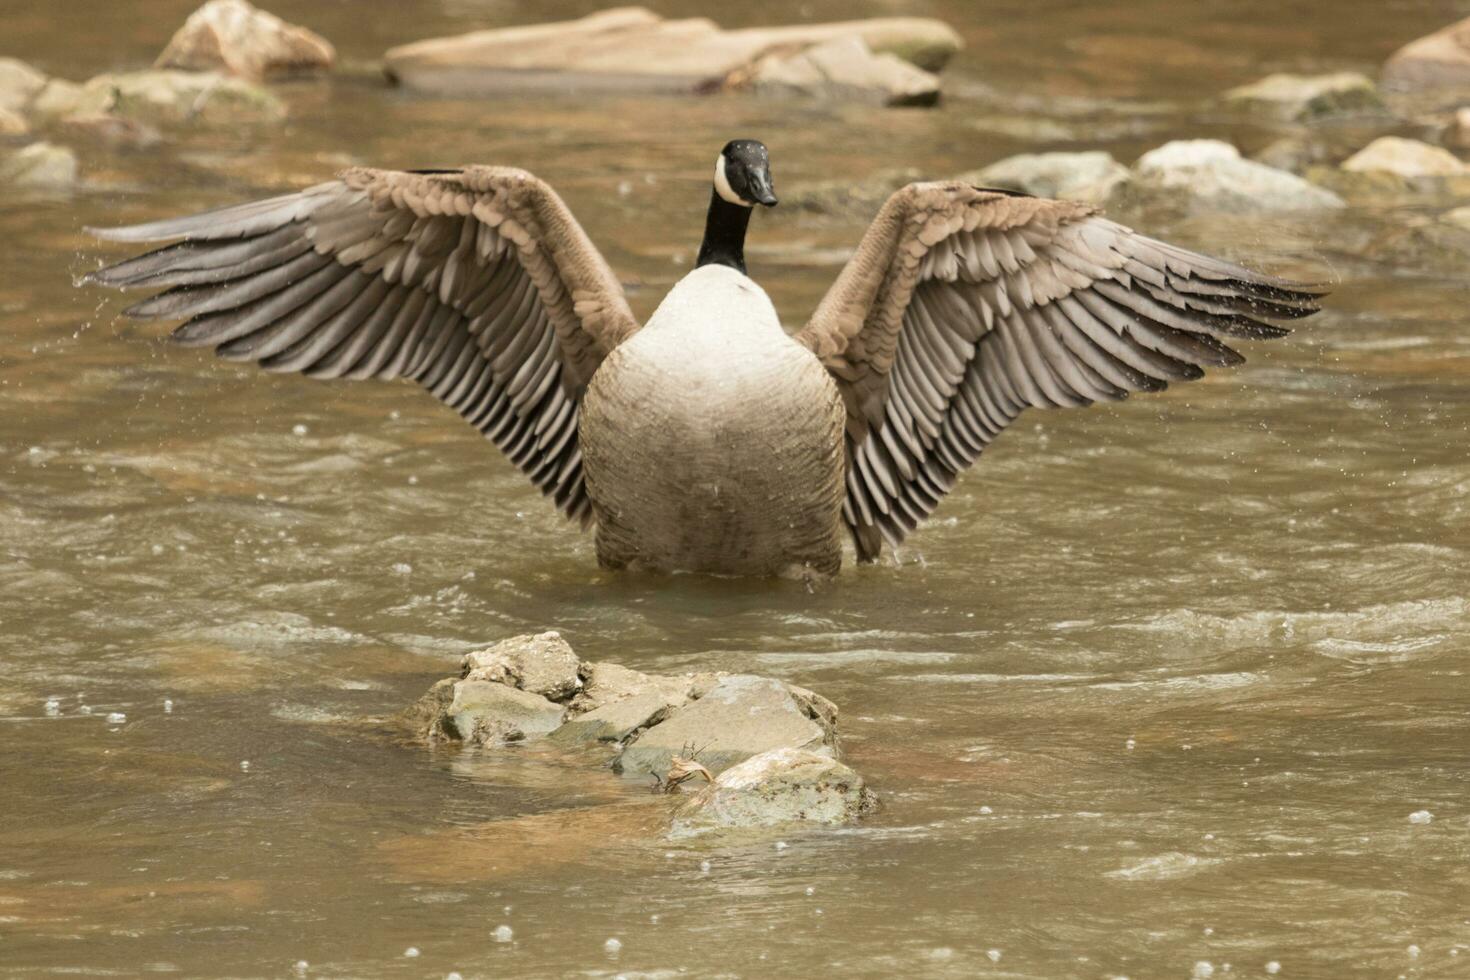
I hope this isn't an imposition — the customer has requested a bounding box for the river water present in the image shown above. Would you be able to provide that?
[3,1,1469,977]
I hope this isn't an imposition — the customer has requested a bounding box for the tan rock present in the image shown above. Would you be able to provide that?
[461,630,581,701]
[383,5,958,101]
[1342,136,1467,178]
[0,142,78,189]
[0,57,47,114]
[671,748,876,836]
[1444,106,1470,151]
[0,107,27,136]
[155,0,335,81]
[746,36,939,107]
[1383,17,1470,91]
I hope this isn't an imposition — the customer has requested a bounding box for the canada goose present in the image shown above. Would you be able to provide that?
[86,139,1323,578]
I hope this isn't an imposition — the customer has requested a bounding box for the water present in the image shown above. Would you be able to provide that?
[4,1,1470,977]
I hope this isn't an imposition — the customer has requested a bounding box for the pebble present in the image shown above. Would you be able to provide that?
[493,924,513,943]
[1408,810,1432,824]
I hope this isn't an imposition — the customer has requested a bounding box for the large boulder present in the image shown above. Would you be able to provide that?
[1125,139,1345,213]
[1341,135,1467,177]
[1223,72,1386,121]
[0,58,47,114]
[615,674,835,780]
[0,142,78,189]
[383,6,959,102]
[963,151,1130,204]
[155,0,335,80]
[1382,17,1470,91]
[671,748,876,836]
[746,36,939,107]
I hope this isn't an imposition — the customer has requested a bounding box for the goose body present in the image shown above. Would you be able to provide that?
[85,140,1326,579]
[581,265,846,576]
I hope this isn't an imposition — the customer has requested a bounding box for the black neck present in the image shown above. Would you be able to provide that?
[695,189,752,275]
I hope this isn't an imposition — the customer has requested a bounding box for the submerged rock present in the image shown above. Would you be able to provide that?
[745,36,939,107]
[155,0,336,81]
[0,142,78,189]
[964,150,1130,204]
[615,674,835,779]
[1125,139,1345,213]
[383,6,958,103]
[29,70,284,126]
[1382,16,1470,91]
[1341,135,1467,177]
[0,58,47,114]
[671,748,876,836]
[1224,72,1386,121]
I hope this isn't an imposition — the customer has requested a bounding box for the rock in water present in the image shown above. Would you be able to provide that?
[1382,17,1470,91]
[382,6,958,103]
[0,58,48,114]
[1223,72,1385,121]
[155,0,335,80]
[671,748,876,836]
[1127,139,1345,213]
[746,36,939,107]
[0,107,27,136]
[964,151,1131,204]
[28,70,285,125]
[1342,136,1468,178]
[407,677,566,744]
[616,674,835,779]
[0,142,78,189]
[461,631,581,701]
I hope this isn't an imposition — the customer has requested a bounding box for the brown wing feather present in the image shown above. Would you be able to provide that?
[86,167,639,525]
[797,182,1326,561]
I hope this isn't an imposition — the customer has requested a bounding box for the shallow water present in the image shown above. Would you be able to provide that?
[4,1,1470,977]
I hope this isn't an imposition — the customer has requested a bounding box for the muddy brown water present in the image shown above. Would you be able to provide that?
[4,1,1470,977]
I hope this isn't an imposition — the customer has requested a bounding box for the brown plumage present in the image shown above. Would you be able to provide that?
[85,155,1325,577]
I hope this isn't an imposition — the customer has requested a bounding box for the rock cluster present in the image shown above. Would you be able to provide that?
[403,632,873,834]
[383,6,960,106]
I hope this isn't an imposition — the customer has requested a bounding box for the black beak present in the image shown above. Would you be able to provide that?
[748,169,778,208]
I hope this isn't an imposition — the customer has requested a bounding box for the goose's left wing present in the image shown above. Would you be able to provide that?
[795,182,1325,561]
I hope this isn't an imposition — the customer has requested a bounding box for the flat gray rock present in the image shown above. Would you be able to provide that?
[616,674,833,779]
[1125,139,1345,214]
[964,150,1130,204]
[1223,71,1385,121]
[550,689,682,745]
[444,680,566,744]
[671,748,876,837]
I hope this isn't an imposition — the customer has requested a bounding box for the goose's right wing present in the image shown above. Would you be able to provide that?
[86,166,640,524]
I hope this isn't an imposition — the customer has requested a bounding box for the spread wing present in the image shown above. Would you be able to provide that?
[796,182,1325,561]
[85,166,639,525]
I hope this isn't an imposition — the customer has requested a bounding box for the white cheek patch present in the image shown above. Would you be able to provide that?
[714,154,751,207]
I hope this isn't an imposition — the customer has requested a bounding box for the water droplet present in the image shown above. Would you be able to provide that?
[699,860,711,872]
[391,562,412,575]
[44,698,60,715]
[446,973,462,980]
[292,961,308,975]
[164,699,174,714]
[987,949,1002,963]
[292,424,308,436]
[1265,962,1281,975]
[1125,738,1136,750]
[649,914,659,924]
[404,947,420,958]
[79,704,93,715]
[1408,810,1432,824]
[106,712,126,725]
[979,806,993,814]
[239,760,251,772]
[493,925,512,943]
[774,841,788,851]
[604,937,622,954]
[1192,962,1214,979]
[1407,945,1420,959]
[1203,926,1214,935]
[805,886,815,896]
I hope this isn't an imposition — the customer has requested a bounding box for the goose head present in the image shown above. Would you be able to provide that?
[714,139,777,208]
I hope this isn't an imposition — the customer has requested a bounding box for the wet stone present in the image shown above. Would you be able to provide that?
[1223,71,1386,121]
[747,36,939,107]
[444,680,566,744]
[0,57,47,114]
[670,748,876,837]
[615,674,835,779]
[0,142,78,189]
[0,107,27,137]
[550,689,683,745]
[1124,139,1345,214]
[1382,15,1470,91]
[29,70,285,126]
[1341,136,1468,178]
